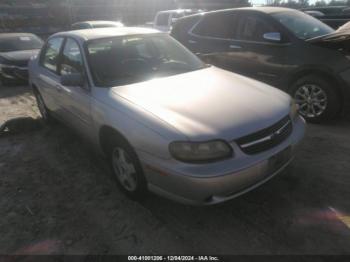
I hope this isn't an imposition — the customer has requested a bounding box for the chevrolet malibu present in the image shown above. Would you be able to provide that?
[29,28,305,205]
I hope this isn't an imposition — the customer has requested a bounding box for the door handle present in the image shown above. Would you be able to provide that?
[229,45,242,49]
[188,40,197,44]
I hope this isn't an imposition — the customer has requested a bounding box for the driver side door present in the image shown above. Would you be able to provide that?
[232,12,290,87]
[56,38,93,140]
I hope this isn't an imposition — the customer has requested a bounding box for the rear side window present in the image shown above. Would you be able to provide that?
[72,23,90,30]
[192,12,238,39]
[237,14,279,42]
[156,13,170,26]
[171,16,201,40]
[41,37,64,73]
[60,38,83,76]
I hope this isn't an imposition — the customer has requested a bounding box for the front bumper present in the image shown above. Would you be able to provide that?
[0,66,29,82]
[139,116,306,205]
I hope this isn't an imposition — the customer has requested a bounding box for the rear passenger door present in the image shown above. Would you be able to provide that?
[188,12,246,74]
[57,38,93,140]
[37,37,65,115]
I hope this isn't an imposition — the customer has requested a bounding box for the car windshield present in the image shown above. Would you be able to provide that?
[86,34,206,87]
[0,35,43,52]
[271,10,334,40]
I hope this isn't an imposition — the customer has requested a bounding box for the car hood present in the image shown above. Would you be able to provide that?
[0,49,40,66]
[111,67,291,141]
[307,29,350,49]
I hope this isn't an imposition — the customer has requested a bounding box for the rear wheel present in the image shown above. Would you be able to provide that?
[289,75,341,123]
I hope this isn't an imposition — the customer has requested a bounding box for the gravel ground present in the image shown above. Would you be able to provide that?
[0,85,350,255]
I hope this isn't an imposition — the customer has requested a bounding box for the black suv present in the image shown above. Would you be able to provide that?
[171,7,350,122]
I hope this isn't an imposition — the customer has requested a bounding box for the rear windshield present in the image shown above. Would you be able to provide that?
[156,13,170,26]
[86,34,205,87]
[0,35,43,52]
[271,10,334,40]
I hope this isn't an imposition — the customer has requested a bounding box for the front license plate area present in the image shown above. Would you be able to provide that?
[268,146,291,172]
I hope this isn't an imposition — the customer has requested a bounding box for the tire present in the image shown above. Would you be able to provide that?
[289,75,341,123]
[33,89,54,124]
[108,136,148,199]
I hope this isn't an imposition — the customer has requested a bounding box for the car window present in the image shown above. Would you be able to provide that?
[72,24,82,30]
[192,12,238,39]
[156,13,170,26]
[172,12,185,19]
[60,38,83,76]
[86,34,206,87]
[271,10,334,40]
[238,14,279,42]
[92,24,117,28]
[41,37,64,73]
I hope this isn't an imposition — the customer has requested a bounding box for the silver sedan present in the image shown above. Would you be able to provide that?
[29,27,305,205]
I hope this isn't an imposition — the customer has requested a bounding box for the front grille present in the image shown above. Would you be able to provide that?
[14,68,28,79]
[236,116,292,155]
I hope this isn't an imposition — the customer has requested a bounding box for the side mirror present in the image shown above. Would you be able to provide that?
[61,73,84,87]
[263,32,282,42]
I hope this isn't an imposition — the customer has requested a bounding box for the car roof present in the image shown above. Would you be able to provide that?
[188,6,298,17]
[0,33,37,39]
[52,27,161,42]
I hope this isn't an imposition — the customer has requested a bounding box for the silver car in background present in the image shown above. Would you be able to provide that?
[29,27,305,205]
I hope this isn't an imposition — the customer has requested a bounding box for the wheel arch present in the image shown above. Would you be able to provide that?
[31,83,39,93]
[99,125,134,156]
[288,68,344,108]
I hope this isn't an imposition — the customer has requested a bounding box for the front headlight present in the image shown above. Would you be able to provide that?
[290,99,299,120]
[169,140,233,163]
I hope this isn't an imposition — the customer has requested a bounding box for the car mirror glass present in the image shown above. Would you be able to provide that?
[263,32,282,42]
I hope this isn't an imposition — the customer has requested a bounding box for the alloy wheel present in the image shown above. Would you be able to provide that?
[294,84,328,118]
[112,147,138,192]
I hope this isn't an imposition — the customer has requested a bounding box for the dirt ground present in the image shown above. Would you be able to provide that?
[0,85,350,255]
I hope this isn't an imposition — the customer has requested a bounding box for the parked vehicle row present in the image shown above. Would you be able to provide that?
[0,21,124,86]
[28,27,305,205]
[171,7,350,123]
[301,6,350,29]
[71,20,124,30]
[153,9,203,32]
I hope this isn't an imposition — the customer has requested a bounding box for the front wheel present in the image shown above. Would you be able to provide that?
[109,138,148,199]
[33,89,54,124]
[289,75,341,123]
